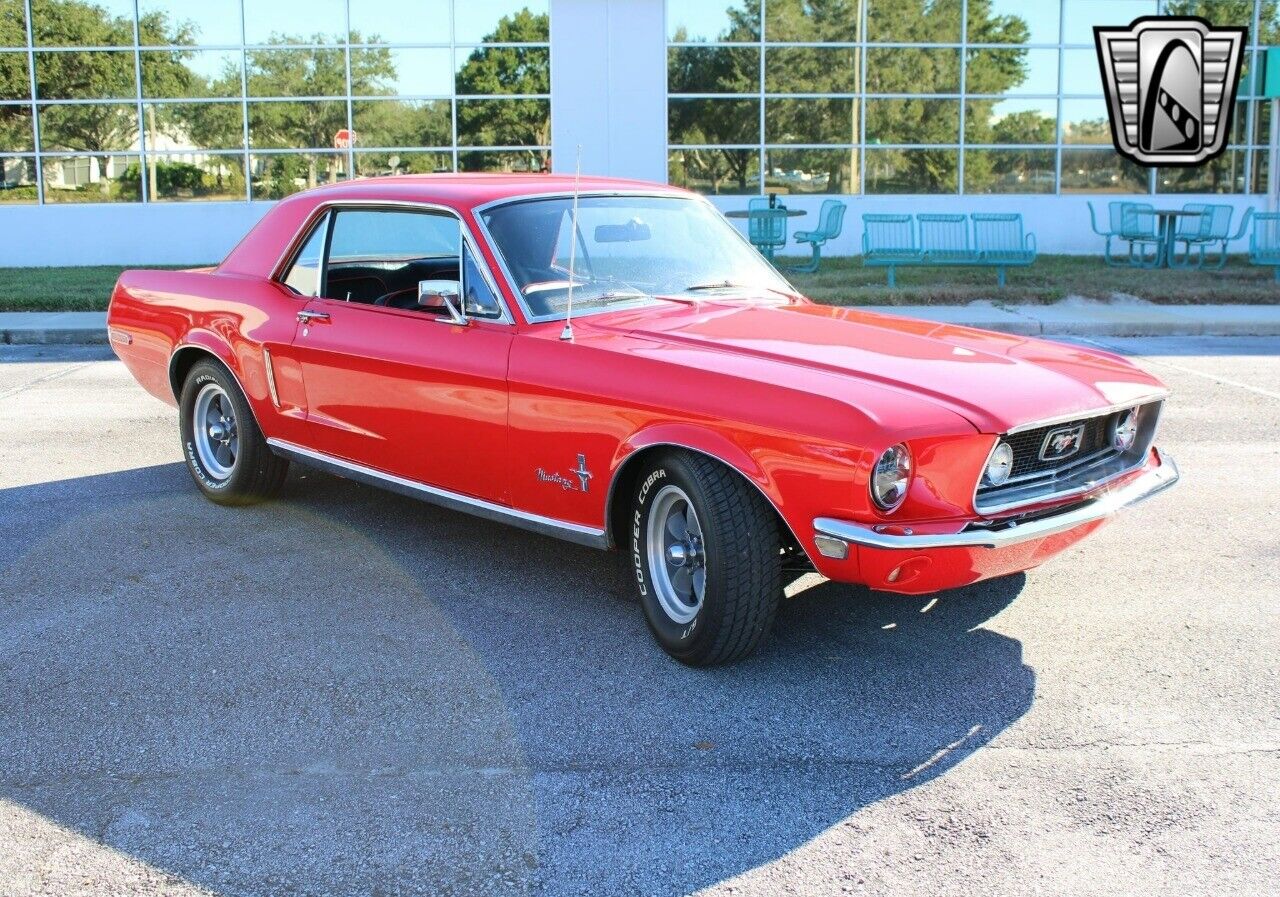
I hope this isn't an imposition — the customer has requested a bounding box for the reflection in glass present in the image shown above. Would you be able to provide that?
[1,0,27,48]
[765,0,858,42]
[668,148,760,195]
[31,0,137,46]
[0,104,32,152]
[251,151,346,199]
[1060,49,1106,93]
[1255,99,1269,145]
[669,97,759,146]
[765,98,855,144]
[965,48,1058,96]
[248,101,346,149]
[353,99,451,148]
[964,149,1056,193]
[455,45,550,95]
[454,1,550,43]
[36,51,137,99]
[458,148,547,172]
[669,46,759,95]
[243,0,347,46]
[866,48,959,94]
[144,152,245,201]
[965,99,1056,144]
[39,103,138,153]
[865,99,960,145]
[354,150,453,177]
[1061,1,1157,46]
[867,0,962,43]
[354,48,453,97]
[1157,150,1249,194]
[864,148,958,193]
[1,51,29,99]
[765,148,857,195]
[144,102,245,151]
[41,153,141,202]
[968,0,1059,44]
[349,0,451,44]
[1060,98,1111,144]
[457,97,549,146]
[139,0,244,46]
[1252,149,1267,195]
[667,1,757,42]
[248,47,349,98]
[765,47,856,95]
[0,156,37,202]
[142,49,241,98]
[1059,148,1149,193]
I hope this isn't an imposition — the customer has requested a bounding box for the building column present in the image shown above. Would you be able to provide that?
[549,0,667,182]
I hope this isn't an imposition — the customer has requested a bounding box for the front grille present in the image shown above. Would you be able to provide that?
[1003,415,1111,479]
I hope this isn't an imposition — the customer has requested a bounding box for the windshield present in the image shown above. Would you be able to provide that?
[479,194,797,321]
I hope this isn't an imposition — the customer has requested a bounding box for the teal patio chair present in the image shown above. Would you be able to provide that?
[971,213,1037,287]
[1120,202,1163,268]
[1248,212,1280,282]
[1175,204,1253,270]
[787,199,847,273]
[747,197,788,259]
[1087,200,1129,267]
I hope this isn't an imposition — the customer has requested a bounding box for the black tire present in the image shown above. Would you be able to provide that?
[178,358,288,505]
[630,451,782,666]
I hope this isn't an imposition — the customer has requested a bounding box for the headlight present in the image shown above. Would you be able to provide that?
[983,441,1014,487]
[870,443,912,511]
[1112,407,1139,452]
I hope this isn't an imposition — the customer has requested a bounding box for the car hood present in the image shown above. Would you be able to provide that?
[590,299,1167,434]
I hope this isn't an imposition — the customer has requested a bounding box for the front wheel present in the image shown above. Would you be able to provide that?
[630,452,782,665]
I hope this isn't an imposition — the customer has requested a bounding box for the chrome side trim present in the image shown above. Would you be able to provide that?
[1004,392,1170,434]
[262,346,280,408]
[266,438,609,550]
[815,453,1178,552]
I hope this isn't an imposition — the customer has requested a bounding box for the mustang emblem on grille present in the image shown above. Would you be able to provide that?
[1040,424,1086,461]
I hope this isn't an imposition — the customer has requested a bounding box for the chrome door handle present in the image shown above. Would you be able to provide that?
[297,310,330,324]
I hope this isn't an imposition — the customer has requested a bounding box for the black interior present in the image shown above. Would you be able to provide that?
[325,256,461,311]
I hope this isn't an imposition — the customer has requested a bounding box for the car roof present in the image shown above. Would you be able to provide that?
[295,173,692,207]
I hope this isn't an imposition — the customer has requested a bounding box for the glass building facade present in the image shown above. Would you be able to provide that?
[666,0,1277,197]
[0,0,551,203]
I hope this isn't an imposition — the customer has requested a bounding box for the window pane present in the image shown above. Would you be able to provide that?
[668,97,759,145]
[1061,49,1106,93]
[248,48,348,98]
[1,103,32,151]
[1221,100,1249,146]
[145,102,245,151]
[965,99,1056,144]
[457,148,548,172]
[765,47,857,95]
[765,0,858,42]
[1061,98,1112,144]
[244,0,346,45]
[668,147,760,195]
[329,208,459,261]
[142,50,242,99]
[462,244,502,317]
[865,98,960,144]
[455,45,550,95]
[1251,149,1267,195]
[1163,0,1252,28]
[1255,99,1270,145]
[1,0,27,48]
[0,157,38,203]
[866,0,962,43]
[39,104,138,153]
[350,0,451,44]
[667,1,758,42]
[42,154,141,202]
[1060,148,1149,193]
[1,51,29,99]
[1156,150,1249,194]
[36,51,137,99]
[139,0,244,46]
[1062,1,1157,46]
[144,153,245,201]
[968,1,1059,45]
[966,48,1058,96]
[456,97,549,146]
[249,101,346,149]
[765,98,855,144]
[455,1,550,43]
[354,48,453,97]
[251,151,347,199]
[31,0,136,46]
[352,99,451,147]
[354,149,453,177]
[283,215,328,296]
[765,148,856,194]
[964,148,1056,193]
[864,148,958,193]
[866,48,959,94]
[669,46,759,95]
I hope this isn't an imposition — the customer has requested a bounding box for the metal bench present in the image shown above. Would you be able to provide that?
[971,213,1037,287]
[862,212,1034,287]
[1249,212,1280,282]
[861,213,921,287]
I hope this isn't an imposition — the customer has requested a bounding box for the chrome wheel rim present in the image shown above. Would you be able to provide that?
[192,382,238,481]
[646,484,706,625]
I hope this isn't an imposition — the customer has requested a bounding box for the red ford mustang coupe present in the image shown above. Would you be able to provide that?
[108,174,1178,665]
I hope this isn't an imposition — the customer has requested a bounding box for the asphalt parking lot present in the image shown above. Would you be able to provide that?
[1,336,1277,896]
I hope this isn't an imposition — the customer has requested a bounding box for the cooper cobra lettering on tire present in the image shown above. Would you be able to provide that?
[630,452,781,666]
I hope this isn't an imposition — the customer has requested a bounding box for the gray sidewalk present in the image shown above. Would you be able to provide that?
[3,301,1280,345]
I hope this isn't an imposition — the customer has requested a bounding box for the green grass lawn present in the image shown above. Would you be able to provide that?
[1,255,1277,312]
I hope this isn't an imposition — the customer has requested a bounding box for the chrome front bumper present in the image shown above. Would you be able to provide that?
[813,453,1179,553]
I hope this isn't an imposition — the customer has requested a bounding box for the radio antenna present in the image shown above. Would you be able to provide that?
[560,145,582,341]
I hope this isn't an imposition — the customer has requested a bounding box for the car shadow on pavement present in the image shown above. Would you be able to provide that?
[0,464,1034,896]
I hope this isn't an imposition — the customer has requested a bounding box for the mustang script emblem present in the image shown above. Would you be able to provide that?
[1094,16,1246,166]
[536,454,593,492]
[1040,424,1086,462]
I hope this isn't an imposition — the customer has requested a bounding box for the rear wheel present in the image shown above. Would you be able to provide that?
[178,358,287,505]
[630,451,782,665]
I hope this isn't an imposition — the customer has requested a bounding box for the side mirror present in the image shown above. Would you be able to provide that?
[418,279,468,326]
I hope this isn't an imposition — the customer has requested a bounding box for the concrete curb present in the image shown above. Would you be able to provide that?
[2,303,1280,345]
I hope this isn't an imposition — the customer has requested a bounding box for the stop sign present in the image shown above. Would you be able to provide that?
[333,128,355,149]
